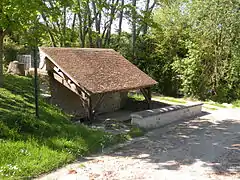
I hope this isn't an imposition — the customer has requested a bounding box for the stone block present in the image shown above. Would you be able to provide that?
[131,103,203,129]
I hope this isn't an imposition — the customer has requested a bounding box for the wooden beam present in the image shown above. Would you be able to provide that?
[52,72,78,95]
[87,96,93,121]
[49,71,88,105]
[93,94,105,113]
[51,65,90,99]
[147,87,152,104]
[140,87,152,109]
[46,61,94,120]
[86,94,106,121]
[45,58,91,96]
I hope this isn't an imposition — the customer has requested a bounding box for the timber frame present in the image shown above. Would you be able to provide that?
[47,56,153,121]
[39,47,157,121]
[46,57,106,121]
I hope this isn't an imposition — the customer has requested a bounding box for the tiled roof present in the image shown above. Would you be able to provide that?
[39,47,157,94]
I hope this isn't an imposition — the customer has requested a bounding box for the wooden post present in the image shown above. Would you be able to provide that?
[87,95,93,121]
[140,87,152,109]
[93,94,105,114]
[34,45,39,118]
[147,87,152,109]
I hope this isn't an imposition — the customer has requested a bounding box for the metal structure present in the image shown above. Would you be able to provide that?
[33,47,39,118]
[17,55,32,70]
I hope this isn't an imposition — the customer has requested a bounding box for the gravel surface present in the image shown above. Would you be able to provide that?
[38,109,240,180]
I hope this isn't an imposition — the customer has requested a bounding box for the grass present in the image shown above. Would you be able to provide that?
[203,106,218,111]
[127,127,144,137]
[129,91,239,110]
[128,93,187,104]
[153,96,187,104]
[0,75,123,179]
[204,101,227,108]
[232,100,240,108]
[128,93,145,101]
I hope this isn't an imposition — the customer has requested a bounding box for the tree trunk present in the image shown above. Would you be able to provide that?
[77,0,86,47]
[62,5,67,47]
[143,0,150,35]
[118,0,124,38]
[78,13,85,47]
[41,13,57,47]
[92,0,102,47]
[49,1,63,46]
[87,1,94,48]
[0,30,4,87]
[104,0,119,47]
[132,0,137,60]
[70,13,77,43]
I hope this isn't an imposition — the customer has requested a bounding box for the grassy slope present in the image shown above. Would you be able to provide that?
[129,93,240,109]
[0,75,119,179]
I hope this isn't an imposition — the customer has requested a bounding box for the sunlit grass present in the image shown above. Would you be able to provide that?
[0,75,121,179]
[153,96,187,104]
[128,93,145,101]
[204,101,227,108]
[232,100,240,108]
[203,106,218,111]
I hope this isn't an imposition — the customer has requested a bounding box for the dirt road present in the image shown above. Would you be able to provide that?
[39,109,240,180]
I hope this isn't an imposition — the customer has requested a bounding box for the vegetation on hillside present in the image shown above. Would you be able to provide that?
[0,75,122,179]
[1,0,240,102]
[1,0,239,178]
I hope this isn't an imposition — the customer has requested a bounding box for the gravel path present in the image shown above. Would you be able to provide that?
[38,109,240,180]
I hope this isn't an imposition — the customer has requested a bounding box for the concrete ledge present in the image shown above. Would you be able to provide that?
[131,103,203,129]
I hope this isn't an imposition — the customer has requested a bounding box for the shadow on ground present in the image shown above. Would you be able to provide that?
[123,98,170,112]
[107,112,240,176]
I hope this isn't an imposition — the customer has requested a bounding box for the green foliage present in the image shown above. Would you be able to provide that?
[204,101,227,108]
[3,36,30,66]
[232,100,240,108]
[0,75,119,178]
[133,1,190,97]
[203,106,218,111]
[127,127,144,138]
[2,0,240,104]
[153,96,187,104]
[128,93,145,101]
[152,0,240,102]
[110,33,132,58]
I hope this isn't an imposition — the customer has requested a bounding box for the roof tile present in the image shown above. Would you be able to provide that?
[40,47,157,94]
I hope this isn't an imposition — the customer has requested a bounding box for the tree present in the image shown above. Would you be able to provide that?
[152,0,240,101]
[144,0,189,96]
[131,0,137,59]
[118,0,125,39]
[0,0,40,86]
[179,0,240,101]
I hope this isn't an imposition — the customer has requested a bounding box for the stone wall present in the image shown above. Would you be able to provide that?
[131,103,203,129]
[92,92,128,114]
[49,77,128,117]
